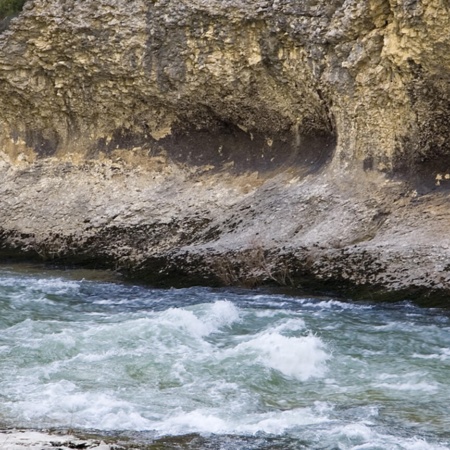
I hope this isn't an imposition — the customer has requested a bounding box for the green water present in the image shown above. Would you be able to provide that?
[0,266,449,449]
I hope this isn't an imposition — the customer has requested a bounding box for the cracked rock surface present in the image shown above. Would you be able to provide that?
[1,0,450,303]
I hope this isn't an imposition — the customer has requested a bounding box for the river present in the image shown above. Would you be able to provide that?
[0,265,449,449]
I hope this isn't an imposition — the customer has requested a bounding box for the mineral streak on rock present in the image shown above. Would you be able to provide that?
[1,0,450,302]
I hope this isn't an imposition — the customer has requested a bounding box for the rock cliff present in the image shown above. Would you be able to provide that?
[1,0,450,303]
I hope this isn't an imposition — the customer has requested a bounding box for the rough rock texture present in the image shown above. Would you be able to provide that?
[0,428,233,449]
[1,0,450,302]
[0,429,117,449]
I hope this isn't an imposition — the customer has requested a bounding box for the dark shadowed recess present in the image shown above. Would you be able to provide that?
[393,69,450,193]
[25,128,60,157]
[8,128,60,157]
[95,122,336,174]
[394,135,450,195]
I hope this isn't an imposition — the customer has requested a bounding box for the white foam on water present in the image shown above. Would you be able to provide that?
[30,278,81,294]
[152,406,329,437]
[234,407,329,435]
[325,423,449,450]
[153,410,228,435]
[0,276,82,300]
[5,380,153,431]
[271,317,306,334]
[295,298,374,311]
[157,300,240,338]
[333,423,375,442]
[71,348,126,363]
[361,349,384,356]
[401,438,450,450]
[374,372,440,393]
[374,382,439,393]
[376,371,426,381]
[203,300,241,331]
[412,348,450,361]
[8,378,330,435]
[231,331,329,381]
[2,275,450,447]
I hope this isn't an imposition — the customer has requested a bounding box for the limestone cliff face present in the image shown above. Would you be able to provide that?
[1,0,450,302]
[2,0,450,175]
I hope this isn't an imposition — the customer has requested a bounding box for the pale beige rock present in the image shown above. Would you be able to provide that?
[1,0,449,172]
[1,0,450,302]
[0,430,120,449]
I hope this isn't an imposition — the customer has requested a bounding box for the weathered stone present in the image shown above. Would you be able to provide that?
[1,0,450,303]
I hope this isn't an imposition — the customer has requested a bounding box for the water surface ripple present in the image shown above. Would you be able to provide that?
[0,267,449,449]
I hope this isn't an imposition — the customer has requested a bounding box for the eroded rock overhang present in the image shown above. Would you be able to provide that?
[2,0,450,177]
[1,0,450,301]
[0,1,449,174]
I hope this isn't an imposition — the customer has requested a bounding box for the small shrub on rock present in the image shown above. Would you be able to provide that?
[0,0,27,20]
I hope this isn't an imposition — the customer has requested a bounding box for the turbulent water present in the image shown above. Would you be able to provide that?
[0,266,450,449]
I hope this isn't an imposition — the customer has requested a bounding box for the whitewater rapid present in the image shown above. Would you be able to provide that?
[0,267,449,449]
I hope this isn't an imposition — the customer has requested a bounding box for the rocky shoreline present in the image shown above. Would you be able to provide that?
[0,428,251,449]
[1,0,450,305]
[1,155,450,306]
[0,429,118,449]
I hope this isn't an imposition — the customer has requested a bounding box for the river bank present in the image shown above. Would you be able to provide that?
[1,157,450,305]
[0,430,116,450]
[2,0,450,304]
[0,429,208,450]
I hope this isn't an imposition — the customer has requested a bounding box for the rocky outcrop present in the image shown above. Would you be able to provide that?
[0,429,117,449]
[1,0,450,303]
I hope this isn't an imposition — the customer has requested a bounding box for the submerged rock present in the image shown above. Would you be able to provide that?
[1,0,450,302]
